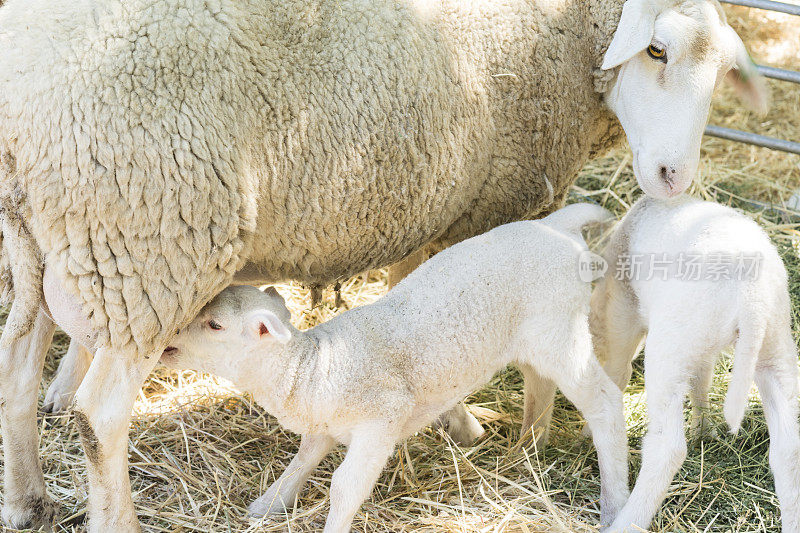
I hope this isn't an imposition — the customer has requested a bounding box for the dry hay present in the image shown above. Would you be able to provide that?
[0,4,799,532]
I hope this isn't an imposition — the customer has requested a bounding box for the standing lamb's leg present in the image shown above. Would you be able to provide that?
[0,310,57,530]
[688,357,715,440]
[518,364,556,449]
[527,318,629,525]
[43,339,92,414]
[607,331,695,533]
[754,332,800,532]
[323,428,395,533]
[72,347,159,533]
[248,434,335,517]
[590,280,645,392]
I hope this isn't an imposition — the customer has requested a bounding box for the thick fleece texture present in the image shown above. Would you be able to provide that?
[0,0,625,354]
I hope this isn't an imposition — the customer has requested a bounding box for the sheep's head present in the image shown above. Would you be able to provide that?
[602,0,767,199]
[162,285,293,380]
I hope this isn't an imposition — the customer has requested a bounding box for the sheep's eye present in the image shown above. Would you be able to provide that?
[647,45,667,62]
[208,319,223,331]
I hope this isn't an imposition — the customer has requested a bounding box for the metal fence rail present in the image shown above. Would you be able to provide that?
[704,0,800,155]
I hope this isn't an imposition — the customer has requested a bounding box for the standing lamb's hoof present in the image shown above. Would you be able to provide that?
[2,494,58,531]
[436,403,485,446]
[688,420,719,444]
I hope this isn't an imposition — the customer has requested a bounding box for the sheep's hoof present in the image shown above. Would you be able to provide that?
[436,404,485,446]
[689,423,719,445]
[2,494,58,531]
[42,379,77,415]
[247,495,289,518]
[519,426,551,452]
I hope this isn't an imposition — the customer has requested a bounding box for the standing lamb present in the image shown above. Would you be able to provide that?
[0,0,765,530]
[162,204,629,533]
[590,197,800,532]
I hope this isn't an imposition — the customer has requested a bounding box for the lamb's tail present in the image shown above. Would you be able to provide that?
[723,316,766,433]
[541,203,615,235]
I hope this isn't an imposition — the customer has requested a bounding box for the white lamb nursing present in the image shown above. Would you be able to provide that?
[164,204,629,533]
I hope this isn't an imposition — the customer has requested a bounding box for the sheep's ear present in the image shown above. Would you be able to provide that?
[602,0,664,70]
[262,286,281,298]
[725,32,769,115]
[246,310,291,344]
[262,286,287,305]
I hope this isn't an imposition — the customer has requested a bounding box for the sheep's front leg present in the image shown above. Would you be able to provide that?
[43,339,92,414]
[0,310,57,530]
[323,429,395,533]
[72,346,159,533]
[249,434,335,517]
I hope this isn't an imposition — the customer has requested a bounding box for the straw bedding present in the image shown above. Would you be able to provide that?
[1,4,798,532]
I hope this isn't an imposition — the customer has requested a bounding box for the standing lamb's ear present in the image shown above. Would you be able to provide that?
[246,310,292,344]
[602,0,672,70]
[724,29,769,115]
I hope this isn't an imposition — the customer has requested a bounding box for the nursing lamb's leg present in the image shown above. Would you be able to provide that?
[72,346,159,533]
[322,427,395,533]
[0,310,58,530]
[531,318,629,526]
[248,434,335,517]
[755,332,800,532]
[518,364,556,449]
[434,401,485,446]
[43,339,92,414]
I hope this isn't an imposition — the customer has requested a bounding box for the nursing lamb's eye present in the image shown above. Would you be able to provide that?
[647,45,667,62]
[208,319,223,331]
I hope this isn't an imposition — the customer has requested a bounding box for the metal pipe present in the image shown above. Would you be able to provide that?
[757,64,800,84]
[705,125,800,155]
[719,0,800,16]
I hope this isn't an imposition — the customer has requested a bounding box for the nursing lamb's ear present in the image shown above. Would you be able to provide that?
[246,310,292,344]
[262,285,287,305]
[602,0,666,70]
[724,30,769,115]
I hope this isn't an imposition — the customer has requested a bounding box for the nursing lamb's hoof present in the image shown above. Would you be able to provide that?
[2,494,58,531]
[436,403,485,446]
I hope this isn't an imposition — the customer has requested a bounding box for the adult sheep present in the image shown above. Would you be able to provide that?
[0,0,764,530]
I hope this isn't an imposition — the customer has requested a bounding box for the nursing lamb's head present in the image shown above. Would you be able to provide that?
[162,285,293,378]
[602,0,767,200]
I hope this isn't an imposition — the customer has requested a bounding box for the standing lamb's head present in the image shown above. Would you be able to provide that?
[161,285,293,380]
[602,0,767,199]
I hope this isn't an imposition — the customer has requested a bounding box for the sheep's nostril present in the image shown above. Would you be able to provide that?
[659,165,674,189]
